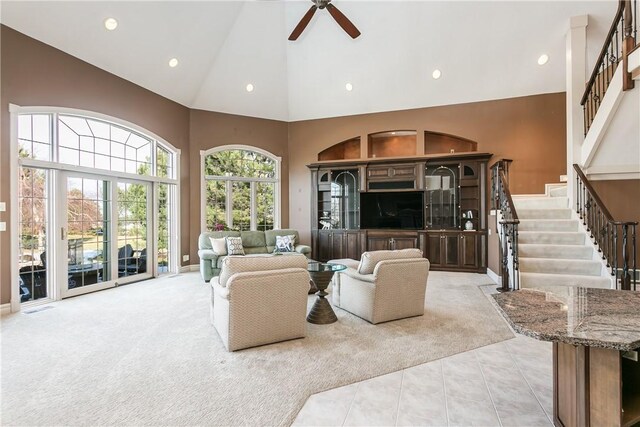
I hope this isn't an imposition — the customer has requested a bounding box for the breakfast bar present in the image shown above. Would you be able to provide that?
[493,286,640,427]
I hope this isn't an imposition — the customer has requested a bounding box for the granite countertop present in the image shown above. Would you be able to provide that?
[493,285,640,351]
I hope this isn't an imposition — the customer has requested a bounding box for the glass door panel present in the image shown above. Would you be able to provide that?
[18,167,49,303]
[62,175,112,298]
[117,181,150,278]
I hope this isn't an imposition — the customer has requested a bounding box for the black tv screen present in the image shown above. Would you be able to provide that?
[360,191,424,229]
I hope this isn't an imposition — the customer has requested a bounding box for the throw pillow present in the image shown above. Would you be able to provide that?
[274,235,296,253]
[226,236,245,256]
[209,237,228,256]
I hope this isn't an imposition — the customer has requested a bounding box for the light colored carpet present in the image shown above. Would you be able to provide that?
[1,271,514,426]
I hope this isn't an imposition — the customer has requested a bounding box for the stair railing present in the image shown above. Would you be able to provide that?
[581,0,636,135]
[574,164,638,290]
[490,159,519,292]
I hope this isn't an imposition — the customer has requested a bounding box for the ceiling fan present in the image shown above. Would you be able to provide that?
[288,0,361,41]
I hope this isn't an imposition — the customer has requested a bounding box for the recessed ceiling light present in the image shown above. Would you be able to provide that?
[432,69,442,79]
[345,83,353,91]
[104,18,118,31]
[168,58,179,68]
[246,83,254,92]
[538,54,549,65]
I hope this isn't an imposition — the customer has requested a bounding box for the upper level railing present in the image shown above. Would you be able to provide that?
[574,164,637,290]
[581,0,636,135]
[490,159,519,292]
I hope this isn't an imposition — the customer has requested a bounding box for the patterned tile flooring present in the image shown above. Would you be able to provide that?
[293,335,553,426]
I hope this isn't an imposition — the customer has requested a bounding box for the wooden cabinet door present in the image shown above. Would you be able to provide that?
[367,236,390,251]
[393,236,419,250]
[460,233,479,269]
[344,231,361,260]
[427,233,443,266]
[331,231,345,260]
[443,234,460,267]
[317,231,332,262]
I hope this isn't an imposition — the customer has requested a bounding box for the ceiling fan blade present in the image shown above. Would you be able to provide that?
[326,3,361,39]
[288,5,318,41]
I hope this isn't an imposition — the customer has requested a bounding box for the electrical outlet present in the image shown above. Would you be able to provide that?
[182,254,190,263]
[0,222,6,232]
[488,228,492,236]
[0,202,6,212]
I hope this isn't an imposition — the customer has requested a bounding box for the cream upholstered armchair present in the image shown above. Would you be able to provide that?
[210,253,311,351]
[330,249,430,324]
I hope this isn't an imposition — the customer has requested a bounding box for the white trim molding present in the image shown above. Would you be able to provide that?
[486,268,501,286]
[1,303,12,316]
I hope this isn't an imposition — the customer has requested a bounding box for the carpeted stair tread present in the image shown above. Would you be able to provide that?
[513,196,568,209]
[518,219,579,232]
[518,208,573,219]
[549,186,567,197]
[520,257,602,276]
[519,231,585,245]
[519,244,594,260]
[520,272,612,289]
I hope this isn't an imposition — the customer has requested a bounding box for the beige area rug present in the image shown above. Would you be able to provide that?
[1,271,514,426]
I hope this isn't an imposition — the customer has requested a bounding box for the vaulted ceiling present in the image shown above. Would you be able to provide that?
[1,1,616,121]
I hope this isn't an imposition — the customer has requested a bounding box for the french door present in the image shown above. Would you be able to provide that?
[58,172,152,298]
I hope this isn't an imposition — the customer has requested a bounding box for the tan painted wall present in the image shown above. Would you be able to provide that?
[288,93,568,245]
[188,109,289,264]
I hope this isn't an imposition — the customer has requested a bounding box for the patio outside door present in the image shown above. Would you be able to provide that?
[59,173,151,299]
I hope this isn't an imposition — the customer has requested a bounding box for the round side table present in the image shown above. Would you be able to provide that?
[306,262,346,325]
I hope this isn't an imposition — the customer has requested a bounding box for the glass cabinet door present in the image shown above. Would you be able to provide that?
[317,169,359,230]
[425,165,459,229]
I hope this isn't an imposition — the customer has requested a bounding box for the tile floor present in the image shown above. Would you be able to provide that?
[293,335,553,426]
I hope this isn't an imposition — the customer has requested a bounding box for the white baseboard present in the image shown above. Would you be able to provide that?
[1,303,12,316]
[179,265,199,273]
[486,268,501,286]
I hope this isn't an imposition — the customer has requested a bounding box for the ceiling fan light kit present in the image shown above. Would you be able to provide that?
[289,0,361,41]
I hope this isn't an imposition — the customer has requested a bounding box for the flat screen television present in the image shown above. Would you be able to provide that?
[360,191,424,229]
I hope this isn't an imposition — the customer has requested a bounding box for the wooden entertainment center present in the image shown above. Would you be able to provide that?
[307,151,492,273]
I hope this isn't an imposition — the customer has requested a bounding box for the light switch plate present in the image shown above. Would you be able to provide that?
[0,222,6,232]
[182,254,190,262]
[0,202,5,212]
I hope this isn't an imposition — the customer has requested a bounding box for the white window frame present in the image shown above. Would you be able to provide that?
[9,104,181,313]
[200,145,281,232]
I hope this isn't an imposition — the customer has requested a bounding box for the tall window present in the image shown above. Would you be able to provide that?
[202,147,280,231]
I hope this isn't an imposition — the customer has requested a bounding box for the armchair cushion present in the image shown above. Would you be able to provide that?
[218,253,308,288]
[357,248,423,274]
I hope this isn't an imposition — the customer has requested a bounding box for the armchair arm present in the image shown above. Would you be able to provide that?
[294,244,311,256]
[198,249,218,261]
[212,281,230,300]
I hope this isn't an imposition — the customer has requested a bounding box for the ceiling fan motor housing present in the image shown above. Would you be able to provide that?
[314,0,331,10]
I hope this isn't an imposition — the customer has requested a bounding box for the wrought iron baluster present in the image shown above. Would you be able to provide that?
[621,224,631,290]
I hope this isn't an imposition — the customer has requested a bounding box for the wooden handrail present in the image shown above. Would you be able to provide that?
[581,0,626,106]
[573,164,614,221]
[489,158,513,171]
[573,163,637,290]
[498,170,519,224]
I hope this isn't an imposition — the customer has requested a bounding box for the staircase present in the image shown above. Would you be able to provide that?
[513,184,614,290]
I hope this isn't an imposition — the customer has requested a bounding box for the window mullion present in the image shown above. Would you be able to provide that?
[226,180,233,229]
[250,181,257,231]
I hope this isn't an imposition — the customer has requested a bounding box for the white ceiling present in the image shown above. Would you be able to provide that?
[1,1,616,121]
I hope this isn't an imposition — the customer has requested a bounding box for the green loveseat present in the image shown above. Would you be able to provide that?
[197,229,311,282]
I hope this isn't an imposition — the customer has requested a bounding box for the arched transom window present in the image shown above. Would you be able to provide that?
[202,146,280,231]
